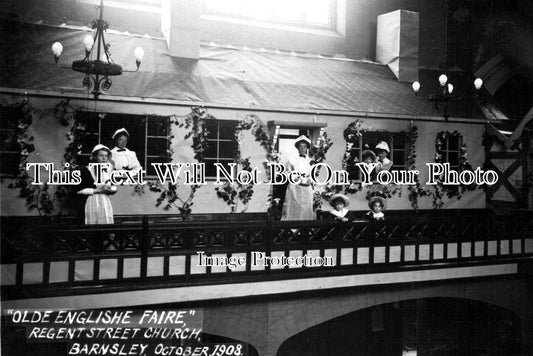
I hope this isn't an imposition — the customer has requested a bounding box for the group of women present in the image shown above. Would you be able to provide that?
[76,128,141,224]
[281,135,392,222]
[78,133,391,224]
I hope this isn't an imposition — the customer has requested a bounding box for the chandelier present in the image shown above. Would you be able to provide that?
[51,0,144,99]
[411,75,484,121]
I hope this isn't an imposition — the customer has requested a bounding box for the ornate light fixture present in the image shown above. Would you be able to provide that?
[411,75,483,121]
[51,0,144,99]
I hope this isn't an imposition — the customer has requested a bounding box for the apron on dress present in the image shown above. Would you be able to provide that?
[281,155,314,221]
[85,167,114,224]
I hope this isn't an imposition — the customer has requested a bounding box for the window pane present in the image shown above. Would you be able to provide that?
[273,0,301,22]
[204,158,218,178]
[147,137,168,156]
[305,0,330,24]
[447,152,459,166]
[218,141,236,159]
[204,141,218,159]
[0,107,21,130]
[203,119,218,134]
[147,116,169,137]
[0,152,20,176]
[146,156,170,176]
[80,134,99,155]
[1,131,19,152]
[205,0,334,28]
[393,134,406,150]
[448,135,460,150]
[77,112,100,134]
[242,0,271,20]
[218,121,237,139]
[391,150,406,167]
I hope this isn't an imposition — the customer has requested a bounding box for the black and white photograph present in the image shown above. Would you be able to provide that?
[1,0,532,355]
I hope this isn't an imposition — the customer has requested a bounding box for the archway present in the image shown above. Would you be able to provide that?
[277,298,521,356]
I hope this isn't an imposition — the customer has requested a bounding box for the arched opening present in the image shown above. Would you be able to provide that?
[277,298,521,356]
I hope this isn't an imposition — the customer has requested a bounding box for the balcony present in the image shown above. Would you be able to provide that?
[2,209,533,304]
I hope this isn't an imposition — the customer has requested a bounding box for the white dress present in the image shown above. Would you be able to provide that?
[375,157,393,172]
[281,155,314,221]
[111,147,142,171]
[80,166,114,225]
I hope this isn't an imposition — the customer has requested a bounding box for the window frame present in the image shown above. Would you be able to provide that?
[0,127,21,177]
[346,131,409,181]
[440,134,463,171]
[0,106,26,177]
[74,111,171,178]
[203,119,238,180]
[203,0,337,31]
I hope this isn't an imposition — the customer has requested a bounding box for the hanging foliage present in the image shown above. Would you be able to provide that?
[406,125,431,209]
[310,133,334,210]
[215,114,280,212]
[318,119,409,209]
[431,130,477,208]
[1,99,62,215]
[54,99,76,126]
[147,106,210,218]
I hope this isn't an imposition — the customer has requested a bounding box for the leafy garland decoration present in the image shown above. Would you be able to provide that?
[215,114,281,213]
[320,120,408,209]
[147,107,209,218]
[310,133,334,210]
[431,130,477,208]
[1,99,52,214]
[318,120,369,204]
[406,125,431,209]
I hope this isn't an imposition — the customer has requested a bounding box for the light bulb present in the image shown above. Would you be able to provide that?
[51,42,63,56]
[83,35,94,51]
[438,74,448,87]
[412,81,420,93]
[474,78,483,90]
[447,83,454,94]
[134,47,144,61]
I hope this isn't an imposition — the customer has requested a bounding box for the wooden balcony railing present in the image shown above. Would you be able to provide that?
[1,209,533,300]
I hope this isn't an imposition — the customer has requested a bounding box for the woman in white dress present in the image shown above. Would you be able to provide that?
[77,144,116,224]
[281,135,314,221]
[110,128,142,172]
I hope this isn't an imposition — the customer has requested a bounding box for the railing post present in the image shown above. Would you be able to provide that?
[140,215,149,278]
[265,218,272,273]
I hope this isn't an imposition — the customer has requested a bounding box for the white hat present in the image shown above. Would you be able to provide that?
[91,144,111,154]
[294,135,311,148]
[375,141,390,152]
[112,128,129,139]
[329,193,350,208]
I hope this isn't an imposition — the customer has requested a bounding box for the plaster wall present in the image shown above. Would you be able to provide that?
[0,95,486,216]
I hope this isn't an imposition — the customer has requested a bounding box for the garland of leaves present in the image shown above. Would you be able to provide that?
[310,133,334,210]
[0,99,60,215]
[319,120,409,209]
[147,107,209,218]
[319,119,369,203]
[431,130,477,208]
[406,125,431,209]
[215,114,281,212]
